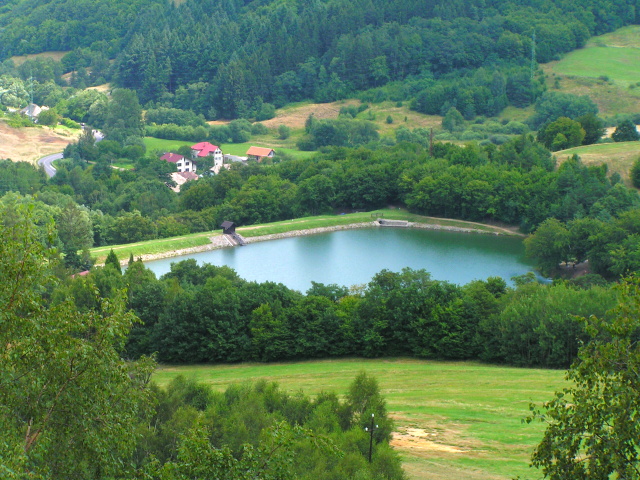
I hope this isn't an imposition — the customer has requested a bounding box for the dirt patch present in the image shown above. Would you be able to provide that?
[260,100,360,129]
[10,51,68,66]
[0,121,81,163]
[391,427,467,454]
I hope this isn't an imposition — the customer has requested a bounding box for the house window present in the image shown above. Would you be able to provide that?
[177,163,182,167]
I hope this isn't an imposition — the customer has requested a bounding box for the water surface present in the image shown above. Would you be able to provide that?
[143,228,535,291]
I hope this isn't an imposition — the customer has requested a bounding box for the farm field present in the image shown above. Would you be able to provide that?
[154,358,566,480]
[556,141,640,186]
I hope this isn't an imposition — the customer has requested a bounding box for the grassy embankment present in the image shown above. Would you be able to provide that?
[154,358,565,480]
[89,209,517,264]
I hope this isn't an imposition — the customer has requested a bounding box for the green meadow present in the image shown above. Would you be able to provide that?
[551,46,640,86]
[143,136,315,160]
[154,359,566,480]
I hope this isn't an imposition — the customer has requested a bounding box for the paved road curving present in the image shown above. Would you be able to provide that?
[38,152,63,178]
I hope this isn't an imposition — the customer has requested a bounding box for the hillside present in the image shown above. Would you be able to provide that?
[541,26,640,116]
[0,120,80,163]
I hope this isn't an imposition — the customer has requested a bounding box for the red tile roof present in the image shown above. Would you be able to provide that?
[191,142,220,157]
[246,146,275,157]
[160,153,185,163]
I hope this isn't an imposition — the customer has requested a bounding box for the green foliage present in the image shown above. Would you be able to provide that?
[537,117,586,151]
[529,277,640,479]
[631,157,640,188]
[105,248,121,274]
[576,113,605,145]
[36,108,61,126]
[530,92,599,129]
[0,204,155,478]
[278,124,291,140]
[442,107,464,133]
[612,119,640,142]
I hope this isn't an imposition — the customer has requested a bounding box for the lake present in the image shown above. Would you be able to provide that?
[143,227,537,292]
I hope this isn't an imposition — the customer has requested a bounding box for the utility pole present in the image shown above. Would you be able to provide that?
[530,29,536,81]
[364,413,378,463]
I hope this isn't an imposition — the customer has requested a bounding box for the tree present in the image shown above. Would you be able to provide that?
[37,108,61,126]
[442,107,464,133]
[0,204,155,478]
[529,277,640,479]
[278,124,291,140]
[576,113,604,145]
[537,117,585,151]
[612,120,640,142]
[525,218,571,275]
[105,248,122,274]
[631,157,640,188]
[56,202,94,269]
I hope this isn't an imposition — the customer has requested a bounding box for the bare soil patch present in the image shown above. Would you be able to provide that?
[0,121,80,163]
[391,427,468,454]
[10,51,68,66]
[260,100,360,129]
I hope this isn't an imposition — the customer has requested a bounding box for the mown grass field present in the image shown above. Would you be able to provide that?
[153,358,565,480]
[556,141,640,186]
[89,209,517,264]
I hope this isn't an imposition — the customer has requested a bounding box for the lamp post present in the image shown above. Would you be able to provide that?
[364,413,378,463]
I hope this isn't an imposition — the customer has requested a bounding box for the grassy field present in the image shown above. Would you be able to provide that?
[153,359,565,480]
[556,141,640,185]
[10,50,69,66]
[89,209,518,264]
[542,26,640,116]
[0,120,80,163]
[143,136,315,160]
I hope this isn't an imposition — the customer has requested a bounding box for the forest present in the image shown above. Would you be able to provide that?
[1,0,639,119]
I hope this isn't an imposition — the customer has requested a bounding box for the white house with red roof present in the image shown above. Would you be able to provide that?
[191,142,223,166]
[159,152,197,173]
[246,146,276,162]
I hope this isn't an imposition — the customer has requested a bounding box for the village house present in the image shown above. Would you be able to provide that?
[246,146,276,162]
[169,171,199,192]
[159,152,197,173]
[192,142,223,167]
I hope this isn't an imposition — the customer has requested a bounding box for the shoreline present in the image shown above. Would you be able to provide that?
[124,220,511,265]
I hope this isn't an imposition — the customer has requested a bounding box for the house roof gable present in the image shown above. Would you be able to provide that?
[160,153,185,163]
[246,146,275,157]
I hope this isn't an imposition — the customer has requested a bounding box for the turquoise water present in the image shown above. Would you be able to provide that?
[143,228,536,292]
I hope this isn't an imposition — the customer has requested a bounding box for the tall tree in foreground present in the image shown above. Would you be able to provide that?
[528,277,640,479]
[0,204,155,478]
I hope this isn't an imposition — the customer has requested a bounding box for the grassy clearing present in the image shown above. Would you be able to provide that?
[10,50,69,66]
[556,141,640,185]
[551,47,640,86]
[153,358,565,480]
[88,209,517,263]
[542,26,640,116]
[0,120,80,163]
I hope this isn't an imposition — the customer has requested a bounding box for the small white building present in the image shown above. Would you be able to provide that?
[191,142,223,167]
[160,152,197,173]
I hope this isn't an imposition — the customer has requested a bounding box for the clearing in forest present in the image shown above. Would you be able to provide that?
[0,121,80,163]
[542,26,640,116]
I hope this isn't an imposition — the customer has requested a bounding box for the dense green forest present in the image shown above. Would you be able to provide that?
[1,0,639,118]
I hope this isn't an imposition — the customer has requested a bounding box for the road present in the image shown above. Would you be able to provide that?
[38,152,63,178]
[36,129,103,178]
